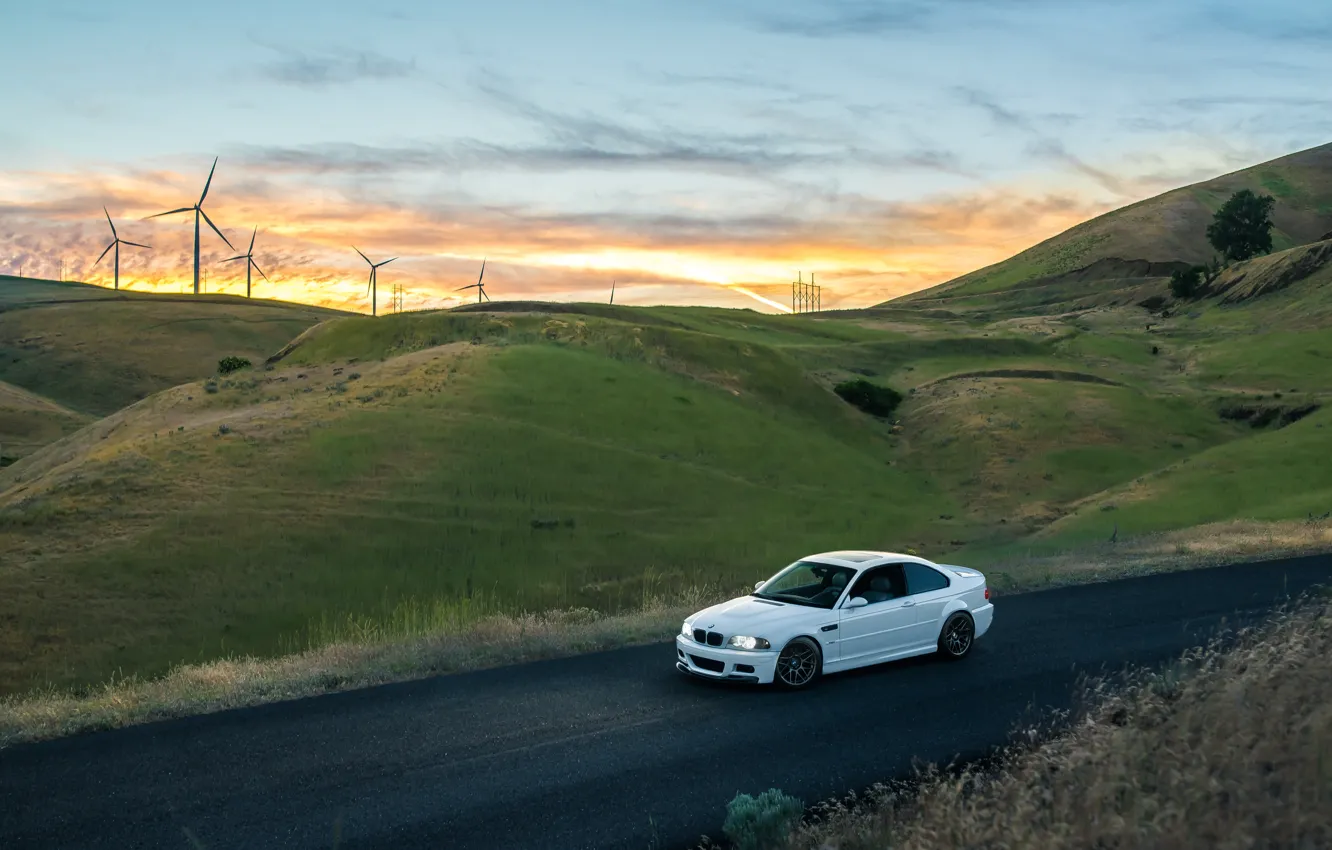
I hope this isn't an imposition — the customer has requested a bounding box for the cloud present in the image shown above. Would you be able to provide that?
[231,72,970,182]
[257,47,417,87]
[953,86,1127,196]
[749,0,938,36]
[741,0,1061,38]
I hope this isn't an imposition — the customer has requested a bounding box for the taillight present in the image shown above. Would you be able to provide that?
[984,586,990,601]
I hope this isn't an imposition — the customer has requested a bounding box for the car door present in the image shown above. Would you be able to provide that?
[836,565,918,665]
[902,561,955,647]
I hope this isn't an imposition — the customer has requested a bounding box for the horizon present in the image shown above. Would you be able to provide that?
[4,0,1330,315]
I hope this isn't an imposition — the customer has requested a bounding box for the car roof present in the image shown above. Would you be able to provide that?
[803,550,930,567]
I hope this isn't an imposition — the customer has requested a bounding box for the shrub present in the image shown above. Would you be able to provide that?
[203,380,219,394]
[1169,266,1204,299]
[217,356,252,375]
[833,379,903,418]
[723,788,804,850]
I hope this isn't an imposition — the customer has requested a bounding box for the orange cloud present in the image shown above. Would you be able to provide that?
[0,165,1117,313]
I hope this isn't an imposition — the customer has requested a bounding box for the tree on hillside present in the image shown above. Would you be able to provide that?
[1206,189,1276,263]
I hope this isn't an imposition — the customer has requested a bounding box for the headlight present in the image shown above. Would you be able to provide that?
[681,621,691,637]
[727,635,771,651]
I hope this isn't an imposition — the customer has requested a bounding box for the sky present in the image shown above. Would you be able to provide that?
[2,0,1331,314]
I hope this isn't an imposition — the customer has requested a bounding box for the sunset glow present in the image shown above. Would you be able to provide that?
[4,1,1329,313]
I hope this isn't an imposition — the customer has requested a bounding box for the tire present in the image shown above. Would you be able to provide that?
[938,612,975,660]
[774,637,822,689]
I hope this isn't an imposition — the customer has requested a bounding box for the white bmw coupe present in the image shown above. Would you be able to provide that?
[676,551,994,688]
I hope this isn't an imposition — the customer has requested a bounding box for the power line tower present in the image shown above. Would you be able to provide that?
[791,271,821,314]
[392,281,405,313]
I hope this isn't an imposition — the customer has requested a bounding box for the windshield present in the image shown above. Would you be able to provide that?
[754,560,857,609]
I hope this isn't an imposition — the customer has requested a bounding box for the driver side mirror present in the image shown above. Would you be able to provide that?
[754,580,766,591]
[844,596,868,609]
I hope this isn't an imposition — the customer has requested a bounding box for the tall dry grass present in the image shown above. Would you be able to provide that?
[782,596,1332,850]
[0,585,724,750]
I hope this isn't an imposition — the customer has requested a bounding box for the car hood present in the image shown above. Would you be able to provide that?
[687,595,825,633]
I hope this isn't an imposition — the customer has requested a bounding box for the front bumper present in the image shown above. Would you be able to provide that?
[674,635,779,684]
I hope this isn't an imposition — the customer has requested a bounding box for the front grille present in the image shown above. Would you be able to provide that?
[693,629,724,646]
[689,654,725,673]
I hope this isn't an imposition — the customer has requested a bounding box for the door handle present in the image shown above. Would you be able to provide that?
[902,600,916,607]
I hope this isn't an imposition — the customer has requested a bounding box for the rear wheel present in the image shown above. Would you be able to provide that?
[938,612,975,660]
[774,637,822,688]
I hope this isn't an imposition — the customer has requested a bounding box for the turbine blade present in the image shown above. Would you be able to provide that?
[248,226,257,254]
[121,240,152,249]
[252,260,269,281]
[353,246,372,265]
[104,206,117,237]
[199,208,234,250]
[376,258,397,267]
[455,284,478,291]
[199,156,218,204]
[482,288,490,302]
[94,241,115,266]
[221,255,247,262]
[147,207,194,219]
[477,257,486,285]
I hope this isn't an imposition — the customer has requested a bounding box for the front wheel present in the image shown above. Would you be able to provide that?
[938,612,975,660]
[774,637,822,688]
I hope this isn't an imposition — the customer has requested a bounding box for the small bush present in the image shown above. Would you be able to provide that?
[204,380,219,394]
[723,788,804,850]
[218,356,252,375]
[833,379,903,418]
[1169,266,1204,299]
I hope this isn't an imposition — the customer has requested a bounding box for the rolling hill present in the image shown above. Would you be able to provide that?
[0,276,348,424]
[3,284,1330,694]
[890,142,1332,313]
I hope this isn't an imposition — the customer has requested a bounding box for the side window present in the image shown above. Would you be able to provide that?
[848,564,906,604]
[904,562,950,595]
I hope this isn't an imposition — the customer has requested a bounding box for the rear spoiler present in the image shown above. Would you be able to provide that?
[938,563,983,578]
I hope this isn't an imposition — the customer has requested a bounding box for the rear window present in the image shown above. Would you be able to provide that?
[905,562,950,594]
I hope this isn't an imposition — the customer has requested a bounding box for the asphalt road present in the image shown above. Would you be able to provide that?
[3,554,1330,850]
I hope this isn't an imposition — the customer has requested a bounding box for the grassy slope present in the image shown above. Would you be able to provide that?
[0,277,345,416]
[0,311,959,691]
[890,141,1332,310]
[0,380,89,463]
[4,254,1332,694]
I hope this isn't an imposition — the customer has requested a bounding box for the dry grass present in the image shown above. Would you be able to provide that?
[0,585,723,750]
[980,518,1332,592]
[780,595,1332,850]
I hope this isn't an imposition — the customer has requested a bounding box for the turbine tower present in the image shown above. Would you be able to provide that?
[354,247,396,316]
[222,227,269,298]
[93,207,151,291]
[456,258,490,303]
[147,157,234,295]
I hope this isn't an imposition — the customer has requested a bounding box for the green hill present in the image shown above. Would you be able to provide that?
[3,290,1330,694]
[890,142,1332,313]
[0,276,348,418]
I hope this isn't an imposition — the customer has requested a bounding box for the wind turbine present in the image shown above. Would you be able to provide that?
[354,247,396,316]
[222,227,269,298]
[456,258,490,303]
[93,207,151,291]
[610,279,615,305]
[147,157,234,295]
